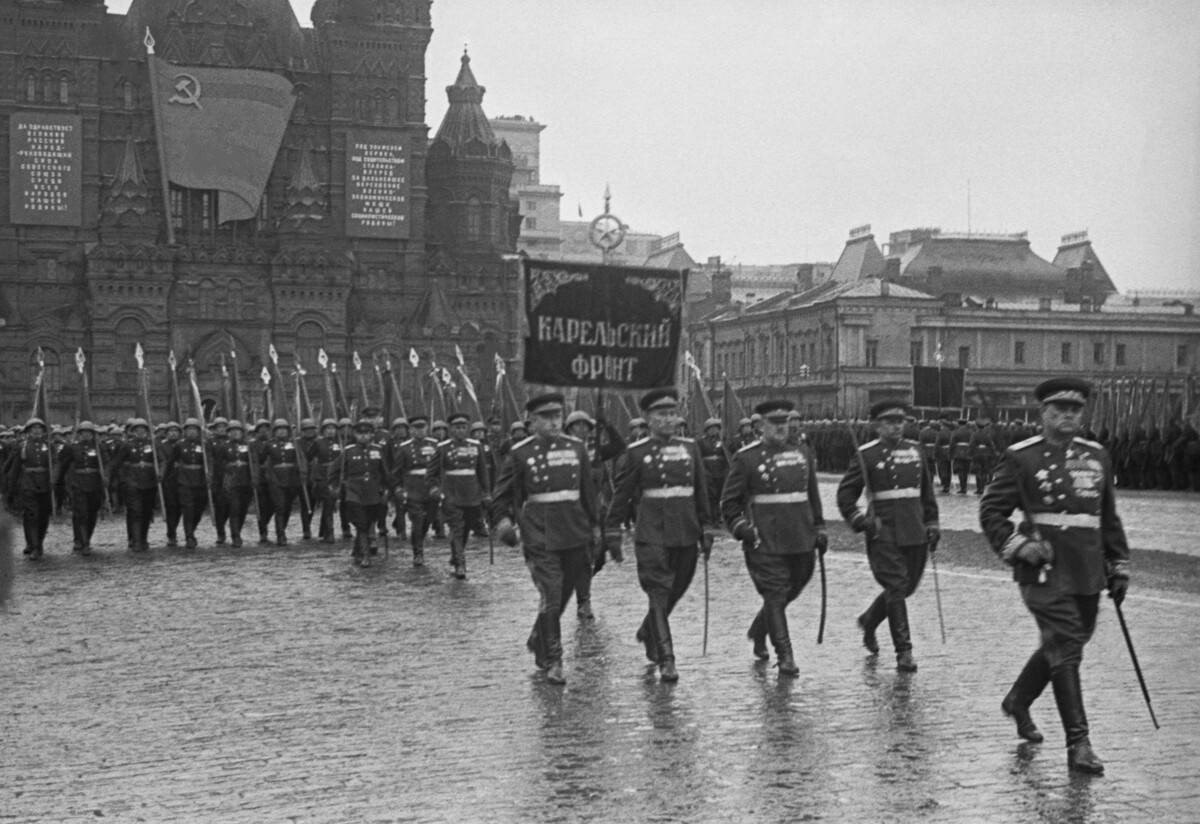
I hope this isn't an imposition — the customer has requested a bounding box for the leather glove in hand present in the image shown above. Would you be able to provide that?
[1015,539,1053,567]
[1107,575,1128,606]
[496,517,519,547]
[604,529,624,563]
[813,530,829,557]
[851,512,881,540]
[926,525,941,550]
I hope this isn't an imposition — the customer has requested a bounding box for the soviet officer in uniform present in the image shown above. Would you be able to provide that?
[492,392,598,686]
[606,388,713,682]
[698,417,729,519]
[167,418,210,548]
[54,421,107,555]
[261,419,303,546]
[395,415,441,566]
[980,377,1130,775]
[329,418,395,567]
[721,400,827,677]
[211,420,255,547]
[6,419,55,560]
[430,411,490,579]
[107,419,163,553]
[836,400,940,672]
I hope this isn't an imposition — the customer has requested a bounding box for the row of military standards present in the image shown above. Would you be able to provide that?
[4,376,1129,776]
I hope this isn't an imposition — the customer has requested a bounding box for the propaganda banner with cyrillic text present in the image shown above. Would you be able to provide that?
[523,259,687,389]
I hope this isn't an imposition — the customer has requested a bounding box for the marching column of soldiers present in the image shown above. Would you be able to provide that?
[0,371,1168,776]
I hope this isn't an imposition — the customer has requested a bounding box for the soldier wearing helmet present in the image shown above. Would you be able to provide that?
[106,418,163,553]
[298,418,320,540]
[251,418,276,543]
[163,418,210,549]
[5,418,53,560]
[209,417,231,545]
[211,420,254,547]
[54,422,106,555]
[260,419,303,546]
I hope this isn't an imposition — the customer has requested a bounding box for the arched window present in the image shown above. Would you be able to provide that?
[25,73,36,102]
[115,318,145,375]
[31,349,62,392]
[59,74,69,104]
[228,279,244,318]
[199,279,216,318]
[295,320,325,370]
[466,197,482,240]
[43,73,54,103]
[122,80,134,110]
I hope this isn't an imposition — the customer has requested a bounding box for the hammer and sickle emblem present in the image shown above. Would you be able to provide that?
[169,73,203,109]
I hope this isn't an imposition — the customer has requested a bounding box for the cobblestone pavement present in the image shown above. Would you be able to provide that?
[3,499,1198,823]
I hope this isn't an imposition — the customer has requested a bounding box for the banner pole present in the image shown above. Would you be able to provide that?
[144,29,175,246]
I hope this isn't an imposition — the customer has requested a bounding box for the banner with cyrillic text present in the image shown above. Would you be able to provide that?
[523,259,687,389]
[9,112,82,226]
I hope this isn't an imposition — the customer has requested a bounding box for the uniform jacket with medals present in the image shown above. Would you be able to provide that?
[261,438,303,488]
[490,433,598,551]
[212,440,255,489]
[107,438,165,490]
[980,434,1130,593]
[430,436,490,507]
[55,441,106,493]
[721,438,824,554]
[165,438,210,488]
[607,434,712,547]
[7,438,53,494]
[394,436,440,502]
[329,441,394,506]
[837,437,938,545]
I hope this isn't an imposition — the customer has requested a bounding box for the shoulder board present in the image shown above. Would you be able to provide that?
[562,433,584,444]
[1073,436,1105,451]
[858,439,880,451]
[673,436,696,443]
[1010,435,1044,452]
[627,436,650,449]
[735,440,761,454]
[466,437,482,445]
[438,439,452,446]
[511,435,536,450]
[901,438,921,447]
[399,438,415,446]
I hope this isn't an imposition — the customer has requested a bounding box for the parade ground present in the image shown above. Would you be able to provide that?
[3,484,1199,823]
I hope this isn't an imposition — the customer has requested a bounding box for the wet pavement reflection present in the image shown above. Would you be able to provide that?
[2,516,1198,822]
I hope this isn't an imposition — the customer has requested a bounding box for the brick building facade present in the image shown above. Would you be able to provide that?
[0,0,519,422]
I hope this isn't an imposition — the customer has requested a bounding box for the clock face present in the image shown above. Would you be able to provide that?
[589,214,626,252]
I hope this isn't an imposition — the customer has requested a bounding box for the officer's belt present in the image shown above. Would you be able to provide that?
[273,462,296,469]
[642,486,693,499]
[407,468,427,476]
[527,490,579,504]
[751,492,807,504]
[132,462,154,468]
[446,469,476,476]
[75,468,100,473]
[1033,512,1100,529]
[702,455,723,462]
[869,488,920,501]
[24,467,49,472]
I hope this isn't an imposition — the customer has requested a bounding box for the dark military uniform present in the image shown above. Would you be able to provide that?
[969,422,996,494]
[949,421,973,493]
[721,431,825,673]
[934,422,953,492]
[329,436,394,565]
[429,432,490,576]
[160,434,183,545]
[491,428,598,678]
[698,428,730,517]
[7,434,54,559]
[980,378,1130,775]
[836,432,939,666]
[166,436,210,547]
[208,430,230,544]
[55,438,107,553]
[251,428,276,542]
[394,433,441,563]
[212,437,255,547]
[261,437,304,544]
[107,435,163,552]
[313,432,344,542]
[608,429,711,678]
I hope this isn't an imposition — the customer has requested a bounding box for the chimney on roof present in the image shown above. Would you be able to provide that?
[883,258,901,281]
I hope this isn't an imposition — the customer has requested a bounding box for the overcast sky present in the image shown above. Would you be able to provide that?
[110,0,1200,292]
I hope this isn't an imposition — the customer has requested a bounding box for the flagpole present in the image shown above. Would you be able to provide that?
[144,29,176,246]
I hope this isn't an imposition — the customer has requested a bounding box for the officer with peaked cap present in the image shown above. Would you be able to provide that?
[607,388,712,682]
[492,392,599,686]
[430,411,490,579]
[211,420,254,547]
[721,400,827,676]
[329,418,395,567]
[981,377,1129,775]
[6,418,53,560]
[837,400,940,673]
[394,415,441,566]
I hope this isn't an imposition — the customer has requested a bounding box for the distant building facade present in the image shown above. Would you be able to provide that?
[689,226,1199,417]
[489,115,562,260]
[0,0,519,422]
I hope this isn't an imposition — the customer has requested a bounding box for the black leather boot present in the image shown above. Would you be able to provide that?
[1051,665,1104,775]
[766,603,799,676]
[651,608,678,682]
[858,594,884,654]
[1002,650,1049,743]
[544,613,566,685]
[888,599,918,671]
[748,610,770,661]
[526,613,548,670]
[636,617,657,662]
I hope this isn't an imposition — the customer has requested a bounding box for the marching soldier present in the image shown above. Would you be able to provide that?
[166,418,210,548]
[328,418,395,567]
[261,419,303,546]
[721,400,827,677]
[394,415,440,566]
[55,421,107,555]
[970,418,997,494]
[934,415,954,493]
[251,418,276,544]
[298,418,321,540]
[734,417,754,449]
[107,419,163,553]
[698,418,729,518]
[211,420,254,547]
[950,418,973,494]
[565,409,626,620]
[209,418,231,544]
[606,388,712,682]
[6,419,55,560]
[836,400,940,673]
[160,421,183,546]
[468,420,493,537]
[388,417,411,539]
[492,392,599,686]
[312,418,343,543]
[980,377,1130,775]
[430,411,490,579]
